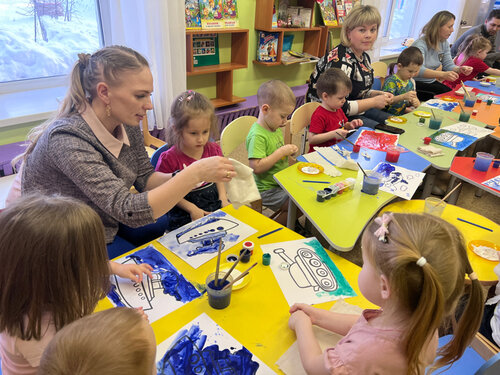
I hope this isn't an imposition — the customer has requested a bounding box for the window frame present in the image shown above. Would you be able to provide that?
[0,0,105,95]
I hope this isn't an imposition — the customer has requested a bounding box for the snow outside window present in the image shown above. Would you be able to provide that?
[0,0,102,89]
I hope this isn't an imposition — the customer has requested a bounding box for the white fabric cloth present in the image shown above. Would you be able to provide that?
[224,158,260,209]
[100,0,186,130]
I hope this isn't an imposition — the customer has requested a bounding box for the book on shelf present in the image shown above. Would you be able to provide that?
[223,0,239,28]
[317,0,338,26]
[193,34,220,67]
[199,0,225,29]
[257,31,279,62]
[185,0,202,29]
[280,51,319,65]
[299,7,312,28]
[335,0,353,24]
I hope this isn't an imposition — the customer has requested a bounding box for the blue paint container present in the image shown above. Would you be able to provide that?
[239,248,251,263]
[362,172,382,195]
[206,272,233,309]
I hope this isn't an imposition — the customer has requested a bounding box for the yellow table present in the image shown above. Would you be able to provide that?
[274,165,396,251]
[97,205,374,373]
[381,200,500,284]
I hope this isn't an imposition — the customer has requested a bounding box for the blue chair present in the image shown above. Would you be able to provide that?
[372,77,382,91]
[430,334,500,374]
[150,143,171,168]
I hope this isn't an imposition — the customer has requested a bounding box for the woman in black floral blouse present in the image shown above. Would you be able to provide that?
[306,5,393,128]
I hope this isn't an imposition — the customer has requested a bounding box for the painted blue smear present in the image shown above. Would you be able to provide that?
[374,162,395,178]
[304,239,356,298]
[430,130,477,151]
[118,245,201,303]
[424,102,458,111]
[187,237,223,257]
[107,284,125,307]
[483,176,500,192]
[157,324,260,375]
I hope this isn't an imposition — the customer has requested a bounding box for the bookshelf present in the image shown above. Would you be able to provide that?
[186,28,249,108]
[254,0,326,65]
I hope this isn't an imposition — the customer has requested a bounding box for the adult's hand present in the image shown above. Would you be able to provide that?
[458,65,473,76]
[441,70,459,82]
[188,156,236,183]
[371,94,391,109]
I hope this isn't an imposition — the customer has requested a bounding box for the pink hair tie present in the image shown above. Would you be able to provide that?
[374,213,392,242]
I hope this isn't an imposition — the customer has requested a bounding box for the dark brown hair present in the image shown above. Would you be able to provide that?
[316,67,352,97]
[362,212,483,374]
[166,90,218,147]
[38,308,155,375]
[0,194,111,341]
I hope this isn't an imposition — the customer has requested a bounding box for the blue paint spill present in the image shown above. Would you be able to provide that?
[107,245,201,305]
[157,324,260,375]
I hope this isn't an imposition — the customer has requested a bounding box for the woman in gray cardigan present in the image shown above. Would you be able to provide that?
[412,11,473,101]
[18,46,235,257]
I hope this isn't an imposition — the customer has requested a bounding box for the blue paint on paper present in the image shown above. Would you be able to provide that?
[128,246,201,302]
[374,162,408,188]
[430,130,477,151]
[157,324,260,374]
[107,284,125,307]
[483,176,500,192]
[374,162,395,178]
[424,101,458,111]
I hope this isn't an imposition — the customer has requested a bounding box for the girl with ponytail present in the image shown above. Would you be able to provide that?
[288,212,483,374]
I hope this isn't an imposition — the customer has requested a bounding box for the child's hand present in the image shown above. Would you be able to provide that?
[189,206,210,221]
[405,91,417,101]
[349,119,363,128]
[279,144,298,157]
[221,198,230,208]
[411,97,420,108]
[334,128,349,139]
[289,310,312,331]
[136,307,150,323]
[290,303,320,322]
[111,262,154,282]
[459,65,473,75]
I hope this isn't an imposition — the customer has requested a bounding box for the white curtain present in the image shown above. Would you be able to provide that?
[99,0,186,130]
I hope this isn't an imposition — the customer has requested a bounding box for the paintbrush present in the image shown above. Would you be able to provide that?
[223,262,258,290]
[219,248,247,286]
[356,162,368,177]
[460,81,472,100]
[440,183,462,203]
[430,108,437,119]
[457,101,465,113]
[213,239,223,287]
[337,132,355,146]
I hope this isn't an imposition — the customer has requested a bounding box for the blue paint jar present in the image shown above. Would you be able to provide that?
[240,248,251,263]
[362,172,382,195]
[206,272,233,309]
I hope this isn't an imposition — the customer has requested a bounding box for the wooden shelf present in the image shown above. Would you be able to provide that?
[187,62,247,76]
[211,95,246,108]
[255,0,328,65]
[186,28,248,108]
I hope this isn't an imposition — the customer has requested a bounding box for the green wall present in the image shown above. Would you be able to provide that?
[0,121,41,146]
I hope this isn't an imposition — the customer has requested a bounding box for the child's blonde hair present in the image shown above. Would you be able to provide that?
[0,194,110,341]
[362,212,483,374]
[38,308,156,375]
[257,80,296,109]
[166,90,218,147]
[340,5,381,47]
[421,11,455,50]
[457,34,492,61]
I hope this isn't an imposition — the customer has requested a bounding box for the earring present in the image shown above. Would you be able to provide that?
[105,104,111,117]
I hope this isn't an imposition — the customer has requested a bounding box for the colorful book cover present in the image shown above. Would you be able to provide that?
[257,31,279,62]
[185,0,202,29]
[335,0,353,24]
[192,34,219,67]
[317,0,338,26]
[199,0,224,29]
[223,0,239,28]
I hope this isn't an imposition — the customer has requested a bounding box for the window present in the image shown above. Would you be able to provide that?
[0,0,103,91]
[380,0,418,57]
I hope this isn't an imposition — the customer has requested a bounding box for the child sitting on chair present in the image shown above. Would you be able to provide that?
[288,212,484,374]
[246,80,298,226]
[308,68,363,153]
[382,46,423,115]
[155,90,230,230]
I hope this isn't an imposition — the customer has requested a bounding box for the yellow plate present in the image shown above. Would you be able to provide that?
[468,240,500,262]
[220,263,252,290]
[441,96,457,102]
[387,116,407,124]
[413,110,431,118]
[297,162,324,175]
